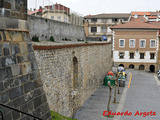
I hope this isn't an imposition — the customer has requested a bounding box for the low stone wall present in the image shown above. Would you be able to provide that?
[33,42,112,117]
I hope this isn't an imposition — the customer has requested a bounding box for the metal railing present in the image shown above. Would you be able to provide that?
[0,104,42,120]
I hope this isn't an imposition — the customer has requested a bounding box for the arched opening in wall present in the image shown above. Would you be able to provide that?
[129,64,134,69]
[150,65,155,72]
[72,56,79,116]
[119,64,124,67]
[139,65,145,70]
[73,56,78,89]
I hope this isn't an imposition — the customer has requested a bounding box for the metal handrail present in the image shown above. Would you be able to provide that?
[0,104,42,120]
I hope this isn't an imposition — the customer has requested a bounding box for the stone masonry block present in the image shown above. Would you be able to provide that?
[0,82,4,91]
[0,91,9,103]
[5,67,13,78]
[9,86,24,100]
[20,62,32,75]
[12,96,25,108]
[10,31,23,42]
[3,79,14,89]
[3,112,13,120]
[0,44,2,56]
[19,74,29,83]
[4,56,15,66]
[33,95,42,109]
[17,55,24,63]
[11,44,20,56]
[0,68,8,81]
[23,32,30,42]
[27,42,34,53]
[11,64,21,76]
[3,43,10,56]
[19,42,28,54]
[24,82,34,93]
[4,31,12,41]
[12,110,21,120]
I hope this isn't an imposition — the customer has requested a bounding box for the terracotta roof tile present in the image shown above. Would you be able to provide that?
[131,11,151,16]
[84,13,130,18]
[111,21,160,29]
[148,16,158,19]
[130,16,147,22]
[149,22,160,27]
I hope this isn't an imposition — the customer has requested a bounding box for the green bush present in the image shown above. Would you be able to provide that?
[32,36,39,42]
[50,36,55,42]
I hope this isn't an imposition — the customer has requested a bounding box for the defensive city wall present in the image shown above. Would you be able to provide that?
[33,42,112,117]
[28,15,86,42]
[0,1,112,119]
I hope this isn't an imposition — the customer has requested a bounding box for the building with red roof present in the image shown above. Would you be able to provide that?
[111,21,160,72]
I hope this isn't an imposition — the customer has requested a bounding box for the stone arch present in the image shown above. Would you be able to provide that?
[150,65,155,72]
[129,64,134,69]
[139,65,145,70]
[119,64,124,67]
[73,56,78,89]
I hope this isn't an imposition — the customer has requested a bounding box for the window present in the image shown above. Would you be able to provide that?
[51,16,54,20]
[130,52,134,59]
[91,27,97,33]
[140,40,146,48]
[119,52,124,59]
[150,40,156,48]
[101,19,107,23]
[123,18,128,21]
[112,18,118,22]
[91,18,97,22]
[140,53,145,59]
[129,39,135,48]
[57,16,61,20]
[119,39,125,47]
[150,53,155,59]
[101,26,107,32]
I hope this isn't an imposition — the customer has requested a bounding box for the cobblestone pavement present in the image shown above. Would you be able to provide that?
[74,70,160,120]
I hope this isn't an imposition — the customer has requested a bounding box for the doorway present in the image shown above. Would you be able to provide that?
[150,65,155,72]
[129,64,134,69]
[139,65,145,70]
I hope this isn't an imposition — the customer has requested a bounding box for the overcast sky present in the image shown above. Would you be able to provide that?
[28,0,160,16]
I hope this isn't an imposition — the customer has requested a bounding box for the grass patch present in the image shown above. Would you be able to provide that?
[51,111,77,120]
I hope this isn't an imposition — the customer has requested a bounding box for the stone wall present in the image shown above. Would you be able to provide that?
[0,17,51,120]
[33,42,112,117]
[28,15,86,42]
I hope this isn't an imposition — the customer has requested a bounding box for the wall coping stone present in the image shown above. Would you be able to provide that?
[33,42,112,50]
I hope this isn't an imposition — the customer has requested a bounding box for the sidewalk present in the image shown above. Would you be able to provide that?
[74,75,127,120]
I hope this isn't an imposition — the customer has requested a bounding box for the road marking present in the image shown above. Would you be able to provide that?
[154,74,160,86]
[128,73,132,88]
[113,82,128,120]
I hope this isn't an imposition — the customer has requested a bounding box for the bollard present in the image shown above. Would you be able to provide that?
[117,74,120,94]
[106,81,114,118]
[113,76,119,103]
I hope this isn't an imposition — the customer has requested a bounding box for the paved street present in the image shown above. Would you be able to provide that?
[115,70,160,120]
[74,70,160,120]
